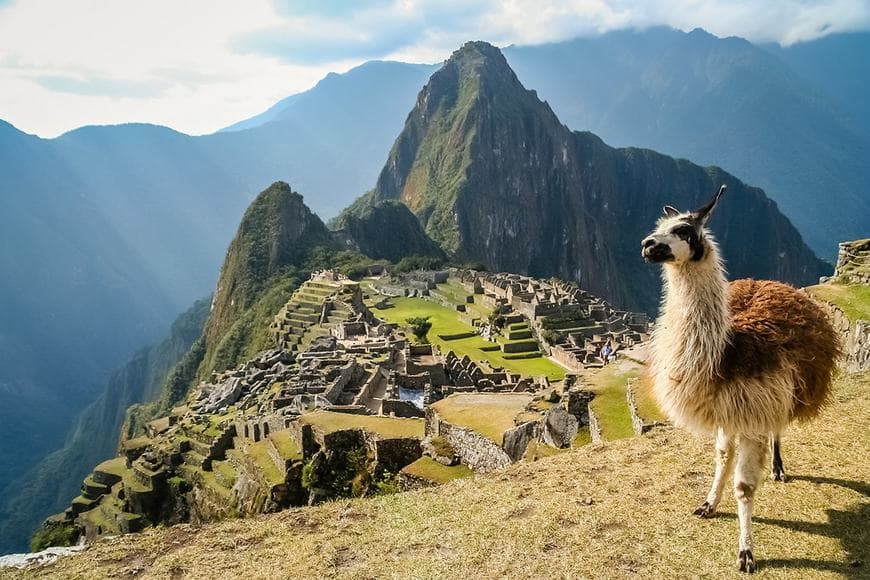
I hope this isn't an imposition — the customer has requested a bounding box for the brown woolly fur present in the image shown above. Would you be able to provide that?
[722,279,841,421]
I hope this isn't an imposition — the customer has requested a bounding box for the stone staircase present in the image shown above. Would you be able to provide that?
[271,277,358,353]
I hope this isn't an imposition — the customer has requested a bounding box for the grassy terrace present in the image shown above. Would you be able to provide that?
[300,411,425,440]
[806,283,870,322]
[401,457,473,484]
[430,393,535,445]
[269,430,302,460]
[633,375,665,423]
[371,296,565,381]
[587,364,638,441]
[94,457,127,478]
[246,441,285,485]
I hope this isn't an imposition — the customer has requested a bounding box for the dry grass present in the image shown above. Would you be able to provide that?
[8,372,868,580]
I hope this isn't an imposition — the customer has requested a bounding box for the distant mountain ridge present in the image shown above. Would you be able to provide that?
[501,27,870,257]
[367,41,826,312]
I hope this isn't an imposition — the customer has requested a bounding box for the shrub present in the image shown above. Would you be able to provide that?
[406,316,433,343]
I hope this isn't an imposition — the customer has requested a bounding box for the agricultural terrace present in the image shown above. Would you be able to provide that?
[369,295,566,381]
[430,393,534,445]
[586,358,664,441]
[806,283,870,322]
[300,411,424,439]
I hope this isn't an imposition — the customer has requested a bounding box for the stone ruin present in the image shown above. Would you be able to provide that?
[460,270,650,370]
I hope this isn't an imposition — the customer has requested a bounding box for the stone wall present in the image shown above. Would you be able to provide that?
[818,300,870,373]
[587,405,602,444]
[425,408,512,473]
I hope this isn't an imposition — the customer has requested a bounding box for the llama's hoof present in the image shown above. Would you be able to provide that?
[738,549,756,573]
[693,501,715,518]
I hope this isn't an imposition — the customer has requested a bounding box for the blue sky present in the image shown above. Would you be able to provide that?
[0,0,868,137]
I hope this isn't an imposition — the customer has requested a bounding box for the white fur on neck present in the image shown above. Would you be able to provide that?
[650,233,731,431]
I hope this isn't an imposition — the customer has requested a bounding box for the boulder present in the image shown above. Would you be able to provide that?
[542,407,579,448]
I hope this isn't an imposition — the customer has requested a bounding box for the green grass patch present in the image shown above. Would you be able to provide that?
[401,457,473,484]
[269,430,302,460]
[301,411,424,439]
[431,393,533,445]
[94,457,127,478]
[373,297,564,380]
[632,376,665,423]
[806,283,870,322]
[572,427,592,447]
[242,441,284,485]
[587,365,639,441]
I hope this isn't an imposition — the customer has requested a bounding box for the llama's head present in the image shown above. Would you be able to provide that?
[641,185,726,265]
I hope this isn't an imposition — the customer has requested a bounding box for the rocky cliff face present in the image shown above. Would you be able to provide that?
[371,41,827,312]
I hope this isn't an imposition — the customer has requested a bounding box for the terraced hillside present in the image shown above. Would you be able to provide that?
[13,371,867,579]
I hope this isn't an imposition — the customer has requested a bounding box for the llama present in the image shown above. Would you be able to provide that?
[641,185,840,573]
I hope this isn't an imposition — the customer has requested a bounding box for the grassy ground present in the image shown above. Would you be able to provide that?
[245,441,284,485]
[586,363,639,440]
[372,297,565,381]
[300,411,424,440]
[400,457,473,484]
[269,431,302,461]
[20,372,868,579]
[430,393,534,445]
[806,283,870,322]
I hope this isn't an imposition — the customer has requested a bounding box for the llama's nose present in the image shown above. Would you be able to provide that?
[642,237,656,249]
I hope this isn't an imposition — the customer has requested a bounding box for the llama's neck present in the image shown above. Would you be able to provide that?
[654,247,730,383]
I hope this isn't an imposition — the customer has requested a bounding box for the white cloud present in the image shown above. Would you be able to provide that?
[0,0,867,137]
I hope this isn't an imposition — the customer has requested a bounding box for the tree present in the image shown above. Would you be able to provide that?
[406,316,433,343]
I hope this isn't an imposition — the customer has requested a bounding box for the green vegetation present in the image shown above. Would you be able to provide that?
[807,282,870,322]
[523,440,565,461]
[30,521,79,552]
[300,411,424,439]
[632,376,665,423]
[406,316,433,342]
[269,431,302,461]
[401,457,473,484]
[373,297,565,381]
[431,394,534,445]
[395,255,445,273]
[572,427,592,447]
[430,436,454,458]
[587,365,639,440]
[94,457,128,478]
[332,198,445,263]
[246,441,285,485]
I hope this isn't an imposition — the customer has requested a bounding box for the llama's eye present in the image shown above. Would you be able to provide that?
[672,225,695,238]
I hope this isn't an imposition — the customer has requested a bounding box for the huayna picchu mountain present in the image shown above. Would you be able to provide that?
[201,181,335,376]
[368,41,827,313]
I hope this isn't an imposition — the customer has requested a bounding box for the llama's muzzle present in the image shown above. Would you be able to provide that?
[642,237,673,262]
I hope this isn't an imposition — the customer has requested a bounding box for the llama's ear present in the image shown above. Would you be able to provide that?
[662,206,680,218]
[693,184,726,224]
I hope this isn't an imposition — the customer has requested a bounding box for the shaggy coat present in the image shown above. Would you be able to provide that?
[642,184,841,573]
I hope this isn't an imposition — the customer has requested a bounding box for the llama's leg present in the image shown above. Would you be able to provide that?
[734,435,767,573]
[694,427,735,517]
[770,434,786,482]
